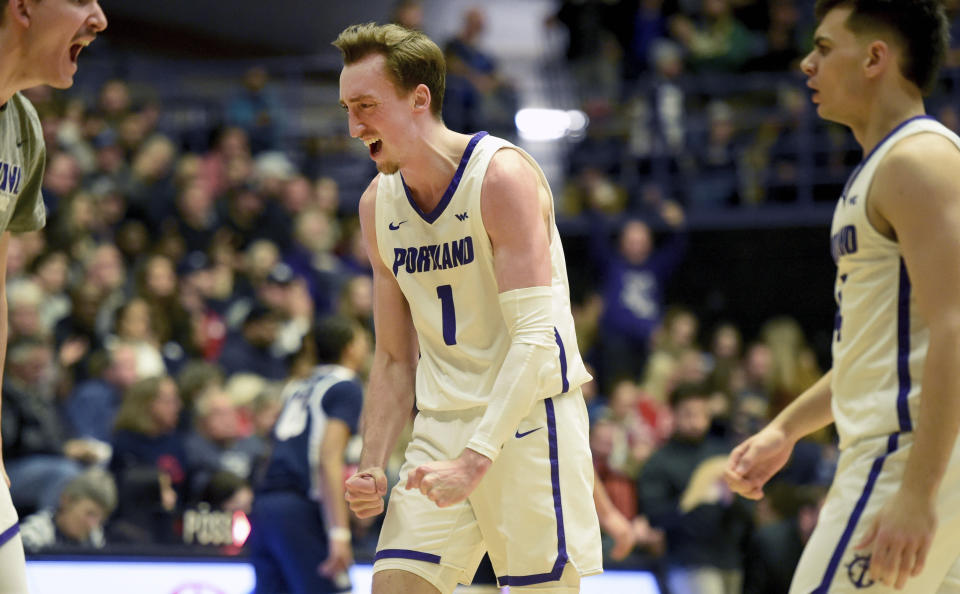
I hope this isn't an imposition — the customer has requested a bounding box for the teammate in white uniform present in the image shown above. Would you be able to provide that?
[335,23,601,594]
[725,1,960,592]
[0,1,106,591]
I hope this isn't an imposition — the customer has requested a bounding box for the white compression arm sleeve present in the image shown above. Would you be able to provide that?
[465,286,563,462]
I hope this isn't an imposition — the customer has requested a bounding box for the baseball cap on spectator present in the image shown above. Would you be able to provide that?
[242,301,277,327]
[265,262,295,285]
[177,251,212,276]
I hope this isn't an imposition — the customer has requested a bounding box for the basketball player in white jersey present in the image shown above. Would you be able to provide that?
[0,1,106,591]
[725,1,960,592]
[334,23,601,594]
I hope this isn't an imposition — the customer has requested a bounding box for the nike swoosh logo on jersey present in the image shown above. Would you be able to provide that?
[16,139,24,148]
[389,220,407,230]
[515,427,543,439]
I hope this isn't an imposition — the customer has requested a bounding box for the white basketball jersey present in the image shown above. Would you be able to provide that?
[830,116,960,449]
[374,132,590,412]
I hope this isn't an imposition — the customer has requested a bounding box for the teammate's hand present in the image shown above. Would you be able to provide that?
[405,449,491,508]
[0,455,8,488]
[320,539,354,578]
[856,489,936,589]
[723,424,794,499]
[345,467,388,519]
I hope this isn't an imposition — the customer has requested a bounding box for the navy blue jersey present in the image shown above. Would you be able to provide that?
[258,365,362,499]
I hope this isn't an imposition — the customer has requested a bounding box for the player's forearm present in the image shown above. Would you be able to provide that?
[0,291,8,463]
[769,369,834,442]
[899,323,960,501]
[320,456,351,536]
[465,287,560,461]
[358,353,415,469]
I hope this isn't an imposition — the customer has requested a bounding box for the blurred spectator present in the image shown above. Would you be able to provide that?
[389,0,423,30]
[625,0,671,78]
[283,208,344,317]
[19,468,117,552]
[258,263,314,361]
[743,0,805,72]
[670,0,759,73]
[743,485,826,594]
[217,301,287,381]
[736,341,774,402]
[176,359,226,426]
[184,387,265,503]
[54,283,105,381]
[760,316,821,416]
[443,7,518,135]
[109,297,167,378]
[2,338,110,513]
[226,66,285,154]
[63,340,140,443]
[590,201,687,391]
[136,254,194,364]
[199,470,254,515]
[28,249,72,334]
[84,243,127,339]
[704,322,742,402]
[687,100,742,208]
[7,279,47,341]
[638,383,752,594]
[200,127,252,199]
[562,166,628,217]
[110,375,188,507]
[337,275,373,335]
[627,40,687,173]
[42,151,81,220]
[170,179,221,255]
[122,134,178,230]
[551,0,632,104]
[106,466,180,545]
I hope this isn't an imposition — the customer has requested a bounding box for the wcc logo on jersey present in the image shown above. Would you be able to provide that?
[0,160,23,195]
[392,236,475,276]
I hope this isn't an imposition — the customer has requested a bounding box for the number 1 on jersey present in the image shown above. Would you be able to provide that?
[436,284,457,345]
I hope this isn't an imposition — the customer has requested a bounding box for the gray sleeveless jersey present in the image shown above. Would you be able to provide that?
[0,92,47,234]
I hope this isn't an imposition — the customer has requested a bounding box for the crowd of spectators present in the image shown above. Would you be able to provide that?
[6,1,955,592]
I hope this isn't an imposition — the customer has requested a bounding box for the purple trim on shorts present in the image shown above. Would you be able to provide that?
[812,433,899,593]
[0,523,19,548]
[553,328,569,393]
[896,259,913,432]
[497,398,568,587]
[374,548,441,565]
[401,131,488,224]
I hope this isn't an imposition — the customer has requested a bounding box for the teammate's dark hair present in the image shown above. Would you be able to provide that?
[314,315,358,365]
[814,0,949,94]
[333,22,446,119]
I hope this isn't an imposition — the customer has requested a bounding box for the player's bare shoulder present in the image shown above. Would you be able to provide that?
[358,174,383,223]
[480,148,550,235]
[481,148,538,206]
[871,131,960,237]
[874,132,960,207]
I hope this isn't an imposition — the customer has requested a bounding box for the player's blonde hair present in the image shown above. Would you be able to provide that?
[333,22,446,119]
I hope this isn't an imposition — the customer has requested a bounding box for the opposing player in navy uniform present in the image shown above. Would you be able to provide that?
[336,23,601,594]
[725,1,960,592]
[250,316,367,594]
[0,0,106,590]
